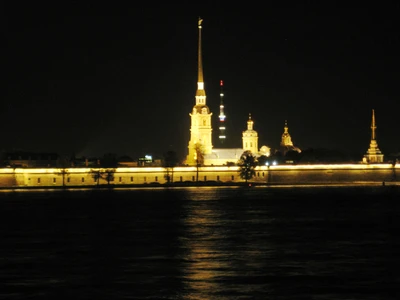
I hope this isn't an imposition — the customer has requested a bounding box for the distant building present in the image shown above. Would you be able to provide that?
[118,156,138,167]
[138,155,161,167]
[363,109,384,163]
[3,151,59,168]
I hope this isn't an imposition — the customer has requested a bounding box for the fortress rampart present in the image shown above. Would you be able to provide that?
[0,164,398,188]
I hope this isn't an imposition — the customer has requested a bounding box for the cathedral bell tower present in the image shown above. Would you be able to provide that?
[242,113,258,154]
[186,17,213,165]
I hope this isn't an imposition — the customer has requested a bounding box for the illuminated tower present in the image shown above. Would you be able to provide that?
[363,109,384,163]
[218,80,226,145]
[242,113,258,154]
[186,17,213,165]
[280,120,301,155]
[280,120,293,147]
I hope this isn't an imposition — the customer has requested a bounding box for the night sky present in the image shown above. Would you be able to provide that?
[3,2,400,161]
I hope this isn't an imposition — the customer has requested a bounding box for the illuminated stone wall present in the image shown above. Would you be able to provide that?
[0,164,398,188]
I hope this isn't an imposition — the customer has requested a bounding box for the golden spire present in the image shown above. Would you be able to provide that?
[196,17,205,98]
[364,109,383,163]
[371,109,376,140]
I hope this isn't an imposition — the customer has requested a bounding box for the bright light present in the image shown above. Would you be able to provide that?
[272,161,277,166]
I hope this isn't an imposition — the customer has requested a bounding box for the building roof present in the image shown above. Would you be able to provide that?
[205,148,244,160]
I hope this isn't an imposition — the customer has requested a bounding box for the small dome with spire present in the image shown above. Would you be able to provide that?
[280,120,301,154]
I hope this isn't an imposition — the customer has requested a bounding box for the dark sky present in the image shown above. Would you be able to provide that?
[3,2,400,160]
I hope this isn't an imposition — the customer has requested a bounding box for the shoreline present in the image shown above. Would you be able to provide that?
[1,180,399,191]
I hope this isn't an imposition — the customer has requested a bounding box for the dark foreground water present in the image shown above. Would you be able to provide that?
[0,185,399,300]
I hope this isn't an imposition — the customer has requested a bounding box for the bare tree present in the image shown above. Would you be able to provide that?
[103,169,115,186]
[90,168,115,186]
[91,169,102,186]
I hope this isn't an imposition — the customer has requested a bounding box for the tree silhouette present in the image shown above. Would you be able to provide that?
[56,155,71,187]
[90,168,115,186]
[238,150,257,183]
[88,153,118,187]
[163,150,178,184]
[194,143,204,182]
[257,155,268,166]
[103,169,115,186]
[91,169,102,186]
[101,153,118,168]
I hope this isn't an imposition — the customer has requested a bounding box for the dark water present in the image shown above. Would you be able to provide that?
[0,185,399,300]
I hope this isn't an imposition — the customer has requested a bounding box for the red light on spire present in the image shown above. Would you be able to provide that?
[220,80,224,86]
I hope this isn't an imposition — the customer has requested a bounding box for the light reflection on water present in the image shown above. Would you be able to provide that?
[0,186,399,299]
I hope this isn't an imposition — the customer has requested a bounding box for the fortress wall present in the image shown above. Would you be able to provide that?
[0,165,398,188]
[262,168,395,185]
[13,171,96,187]
[0,173,17,187]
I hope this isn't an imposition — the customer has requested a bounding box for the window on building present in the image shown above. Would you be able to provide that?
[53,178,56,183]
[217,175,220,181]
[82,177,85,183]
[130,176,133,182]
[119,177,122,182]
[231,175,234,180]
[204,176,207,181]
[155,176,158,182]
[192,176,195,181]
[67,177,70,183]
[38,178,41,183]
[180,176,182,182]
